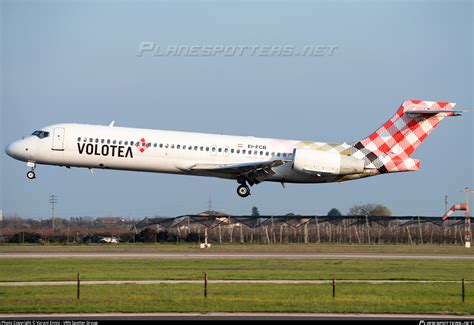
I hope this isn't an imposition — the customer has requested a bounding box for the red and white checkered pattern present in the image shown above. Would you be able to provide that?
[348,100,456,174]
[359,100,456,157]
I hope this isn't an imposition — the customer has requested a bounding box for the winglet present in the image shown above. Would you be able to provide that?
[109,121,115,127]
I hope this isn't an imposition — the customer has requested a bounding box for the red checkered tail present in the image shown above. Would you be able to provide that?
[352,100,460,158]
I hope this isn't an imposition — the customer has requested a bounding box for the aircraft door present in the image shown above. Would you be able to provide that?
[52,127,65,151]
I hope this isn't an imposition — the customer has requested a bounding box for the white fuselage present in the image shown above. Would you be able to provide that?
[6,123,342,184]
[5,100,459,197]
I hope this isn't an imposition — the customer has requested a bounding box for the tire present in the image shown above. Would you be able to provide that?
[237,185,250,197]
[26,171,36,179]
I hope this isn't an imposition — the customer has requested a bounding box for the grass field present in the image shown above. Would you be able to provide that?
[1,244,473,314]
[1,283,472,314]
[0,258,473,282]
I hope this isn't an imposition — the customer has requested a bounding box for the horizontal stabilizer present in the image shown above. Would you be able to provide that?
[405,110,463,117]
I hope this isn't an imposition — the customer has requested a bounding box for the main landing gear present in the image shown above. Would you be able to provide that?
[237,184,250,198]
[26,162,36,180]
[236,177,252,198]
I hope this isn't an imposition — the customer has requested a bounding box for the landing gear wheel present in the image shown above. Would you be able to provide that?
[26,171,36,180]
[237,184,250,198]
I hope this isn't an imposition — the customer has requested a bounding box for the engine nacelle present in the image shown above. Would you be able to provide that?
[292,149,365,175]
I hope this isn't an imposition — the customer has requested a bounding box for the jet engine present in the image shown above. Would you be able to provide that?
[292,149,365,175]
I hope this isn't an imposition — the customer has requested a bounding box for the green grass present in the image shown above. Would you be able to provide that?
[1,245,473,314]
[0,283,472,314]
[0,258,472,282]
[1,243,473,255]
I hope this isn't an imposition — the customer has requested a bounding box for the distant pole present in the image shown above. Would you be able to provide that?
[204,272,208,298]
[445,195,448,213]
[332,278,336,298]
[49,195,58,232]
[208,196,212,211]
[77,273,81,300]
[464,187,471,248]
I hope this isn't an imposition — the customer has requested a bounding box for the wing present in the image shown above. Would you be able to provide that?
[188,159,287,183]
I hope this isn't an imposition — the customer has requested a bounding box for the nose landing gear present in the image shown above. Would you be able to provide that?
[26,162,36,180]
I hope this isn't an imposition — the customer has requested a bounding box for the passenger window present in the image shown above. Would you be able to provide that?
[83,138,87,142]
[254,150,257,155]
[271,152,275,156]
[283,153,287,158]
[171,144,175,149]
[206,147,209,151]
[107,140,111,144]
[212,147,216,152]
[242,150,246,154]
[231,149,234,153]
[119,140,122,145]
[113,140,117,145]
[95,139,99,143]
[200,146,203,151]
[159,144,163,148]
[177,145,181,149]
[218,148,222,152]
[260,151,263,155]
[125,141,128,145]
[90,138,93,143]
[224,148,229,153]
[165,144,169,148]
[77,137,81,142]
[101,139,105,144]
[277,153,281,157]
[130,141,134,146]
[265,152,269,156]
[236,149,240,154]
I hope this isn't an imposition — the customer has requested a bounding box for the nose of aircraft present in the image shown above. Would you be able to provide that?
[5,140,28,160]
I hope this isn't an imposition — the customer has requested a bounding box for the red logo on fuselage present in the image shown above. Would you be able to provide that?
[135,138,150,153]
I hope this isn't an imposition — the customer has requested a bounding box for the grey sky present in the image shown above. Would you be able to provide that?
[1,0,472,219]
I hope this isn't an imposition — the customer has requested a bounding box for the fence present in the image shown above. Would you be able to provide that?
[135,215,471,245]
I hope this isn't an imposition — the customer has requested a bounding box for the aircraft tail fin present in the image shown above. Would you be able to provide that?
[352,100,460,157]
[348,100,461,174]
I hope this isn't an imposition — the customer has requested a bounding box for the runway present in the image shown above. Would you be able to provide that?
[0,312,473,320]
[1,252,473,260]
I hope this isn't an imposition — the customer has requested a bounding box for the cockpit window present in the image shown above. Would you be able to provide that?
[32,130,50,139]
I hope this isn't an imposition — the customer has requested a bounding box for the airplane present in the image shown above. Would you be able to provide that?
[5,100,462,197]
